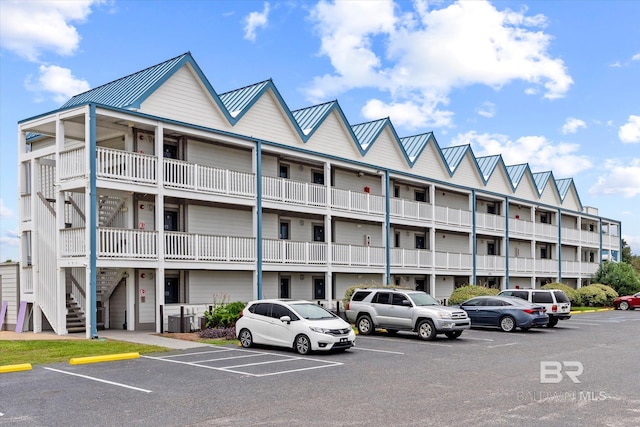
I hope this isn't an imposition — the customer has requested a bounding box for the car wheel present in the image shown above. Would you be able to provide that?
[499,316,516,332]
[417,319,437,341]
[238,328,253,348]
[357,315,374,335]
[547,317,558,328]
[294,334,311,355]
[445,331,462,339]
[619,301,630,311]
[386,329,398,335]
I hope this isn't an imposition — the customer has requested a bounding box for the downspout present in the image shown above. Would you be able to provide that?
[557,208,562,283]
[472,190,476,286]
[505,197,510,289]
[384,170,390,285]
[599,217,603,266]
[256,140,263,299]
[89,104,98,338]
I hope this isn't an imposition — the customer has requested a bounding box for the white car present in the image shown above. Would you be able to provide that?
[236,299,356,354]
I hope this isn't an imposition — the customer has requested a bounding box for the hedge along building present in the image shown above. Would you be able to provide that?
[16,52,622,337]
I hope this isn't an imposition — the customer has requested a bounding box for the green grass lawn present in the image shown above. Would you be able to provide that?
[0,340,170,366]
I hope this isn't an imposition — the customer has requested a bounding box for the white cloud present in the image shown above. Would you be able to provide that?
[244,2,270,42]
[589,158,640,198]
[0,199,14,218]
[477,102,496,118]
[25,65,90,104]
[623,234,640,256]
[306,0,572,128]
[453,131,592,177]
[561,117,586,134]
[618,115,640,143]
[632,53,640,61]
[0,0,101,62]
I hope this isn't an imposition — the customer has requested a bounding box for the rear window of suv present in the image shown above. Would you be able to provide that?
[553,291,570,303]
[351,291,372,302]
[532,291,554,304]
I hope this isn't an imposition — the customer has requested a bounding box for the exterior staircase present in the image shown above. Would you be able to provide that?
[66,294,86,333]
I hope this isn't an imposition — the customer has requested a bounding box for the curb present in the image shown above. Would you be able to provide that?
[0,363,33,374]
[69,352,140,365]
[570,308,614,314]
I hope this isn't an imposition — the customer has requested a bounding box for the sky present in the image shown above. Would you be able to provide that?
[0,0,639,262]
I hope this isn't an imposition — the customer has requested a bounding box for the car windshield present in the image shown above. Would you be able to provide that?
[290,303,336,320]
[408,292,440,306]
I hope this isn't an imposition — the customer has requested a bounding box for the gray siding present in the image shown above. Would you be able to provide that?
[188,270,254,303]
[188,205,252,237]
[188,139,252,173]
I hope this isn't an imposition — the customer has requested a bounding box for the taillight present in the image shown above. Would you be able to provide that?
[552,305,558,312]
[523,309,534,314]
[347,302,350,310]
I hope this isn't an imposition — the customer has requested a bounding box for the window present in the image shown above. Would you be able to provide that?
[394,186,400,198]
[395,232,400,248]
[279,221,290,240]
[415,235,425,249]
[540,213,549,224]
[164,210,179,231]
[351,291,372,302]
[163,144,178,159]
[532,292,554,304]
[415,279,425,292]
[313,224,325,242]
[252,303,271,317]
[372,292,391,304]
[392,294,409,306]
[540,247,548,259]
[279,164,289,179]
[487,203,496,215]
[271,303,293,320]
[415,190,426,202]
[312,171,324,185]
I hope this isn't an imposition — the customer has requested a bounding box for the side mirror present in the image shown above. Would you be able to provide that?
[280,315,291,324]
[402,300,411,306]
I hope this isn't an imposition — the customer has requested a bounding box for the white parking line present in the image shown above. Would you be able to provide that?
[462,336,495,342]
[352,347,404,355]
[487,342,518,349]
[44,367,152,393]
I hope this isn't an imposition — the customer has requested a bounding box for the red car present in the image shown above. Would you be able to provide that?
[614,292,640,310]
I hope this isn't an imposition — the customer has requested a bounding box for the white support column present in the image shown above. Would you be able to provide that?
[55,118,67,334]
[252,145,259,299]
[155,122,165,333]
[31,155,42,333]
[127,273,135,331]
[84,108,94,338]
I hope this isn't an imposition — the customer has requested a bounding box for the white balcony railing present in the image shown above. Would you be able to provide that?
[99,228,157,259]
[434,252,472,270]
[535,258,556,274]
[262,176,326,207]
[165,233,255,262]
[331,244,385,267]
[561,227,581,244]
[61,228,85,257]
[476,213,506,232]
[21,194,31,222]
[59,147,86,180]
[262,239,327,264]
[21,266,33,294]
[509,257,535,273]
[331,188,385,216]
[390,248,432,268]
[434,206,472,227]
[164,159,255,197]
[561,260,581,275]
[535,222,557,240]
[476,255,506,272]
[389,198,432,221]
[509,218,534,236]
[97,147,157,184]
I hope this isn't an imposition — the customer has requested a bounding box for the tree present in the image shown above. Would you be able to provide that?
[621,239,632,263]
[592,261,640,296]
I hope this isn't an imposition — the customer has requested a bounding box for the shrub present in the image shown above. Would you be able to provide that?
[592,261,640,296]
[577,285,608,307]
[203,300,246,329]
[199,326,236,340]
[448,285,500,305]
[541,282,582,306]
[590,284,618,306]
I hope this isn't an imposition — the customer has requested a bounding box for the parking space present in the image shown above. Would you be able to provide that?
[142,346,344,377]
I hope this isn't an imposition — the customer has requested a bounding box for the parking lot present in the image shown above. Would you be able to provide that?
[1,310,639,426]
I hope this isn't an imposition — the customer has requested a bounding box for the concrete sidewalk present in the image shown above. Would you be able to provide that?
[1,330,212,350]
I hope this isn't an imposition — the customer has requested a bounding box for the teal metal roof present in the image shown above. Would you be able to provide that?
[441,144,470,173]
[351,118,388,153]
[219,80,271,118]
[555,178,573,200]
[532,171,552,194]
[399,133,433,164]
[61,53,191,109]
[506,164,528,187]
[292,101,336,135]
[476,155,501,180]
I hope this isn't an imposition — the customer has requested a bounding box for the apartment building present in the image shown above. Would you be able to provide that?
[16,53,621,337]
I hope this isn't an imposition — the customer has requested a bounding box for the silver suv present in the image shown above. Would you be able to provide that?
[346,288,471,340]
[497,289,571,327]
